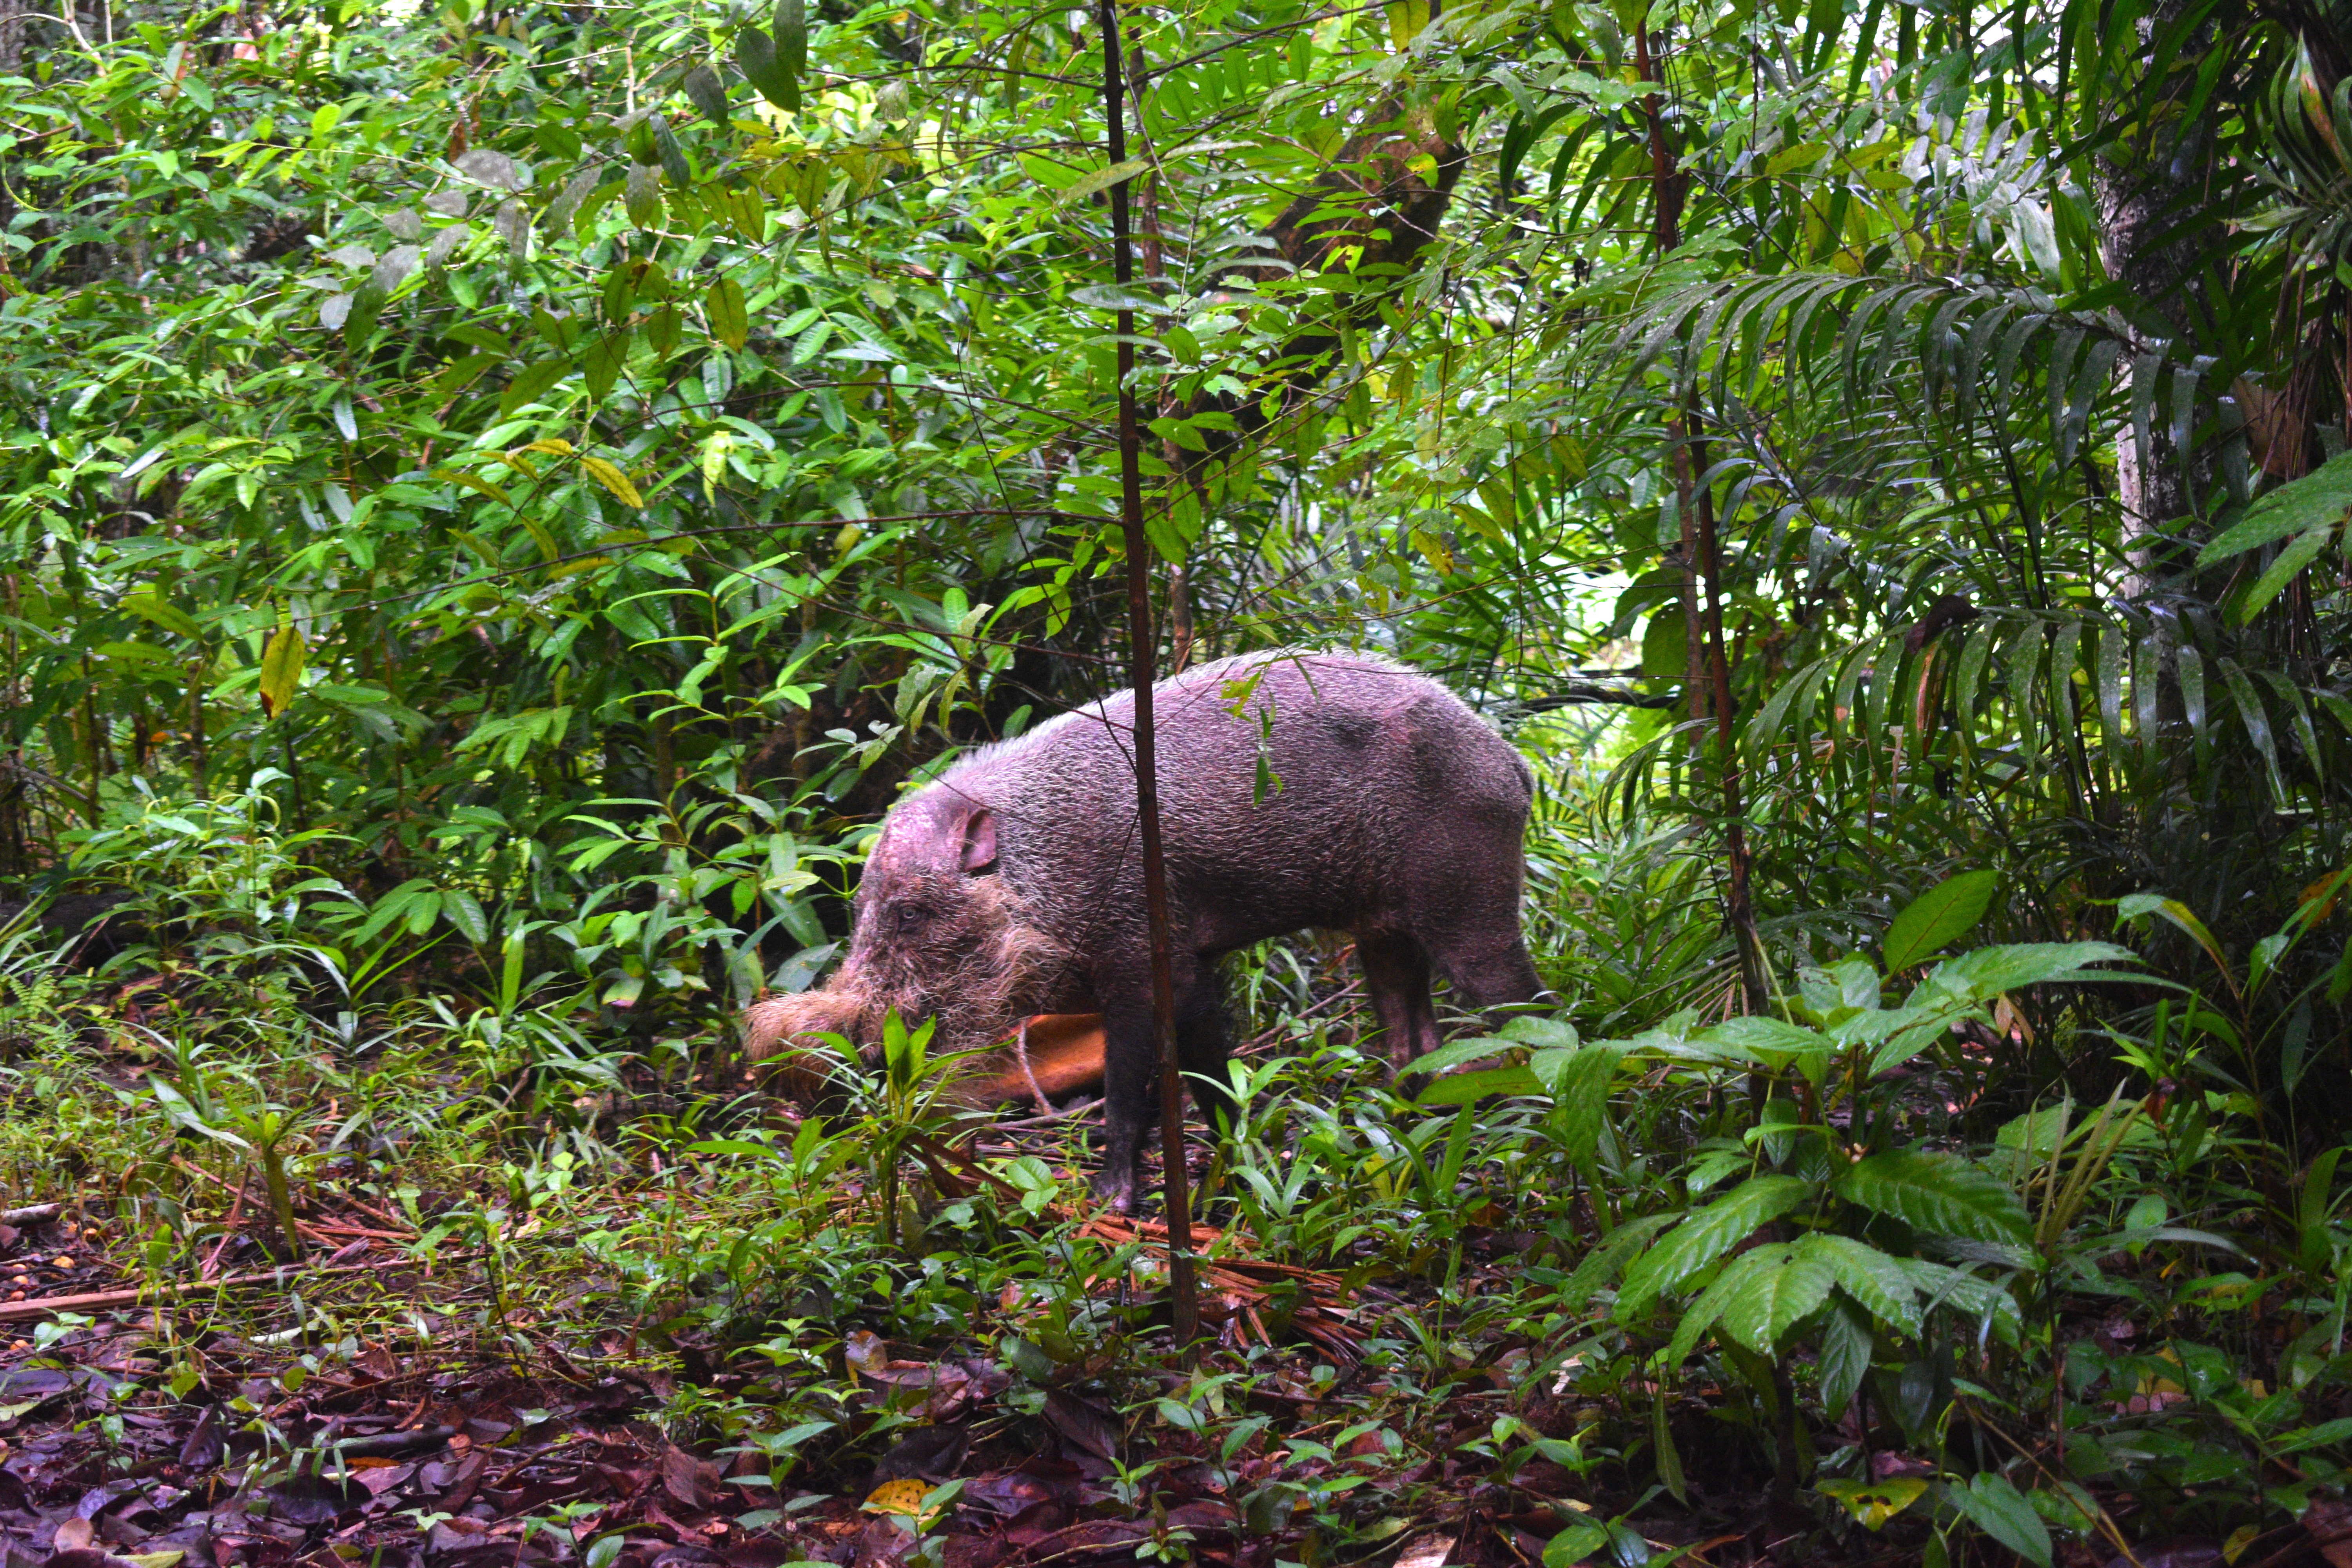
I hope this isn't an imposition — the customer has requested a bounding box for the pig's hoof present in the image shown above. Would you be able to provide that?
[1090,1167,1136,1214]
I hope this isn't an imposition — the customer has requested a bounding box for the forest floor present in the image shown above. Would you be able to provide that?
[0,958,2340,1568]
[0,1129,1671,1568]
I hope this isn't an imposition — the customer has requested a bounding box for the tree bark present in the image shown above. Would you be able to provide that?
[2093,0,2221,593]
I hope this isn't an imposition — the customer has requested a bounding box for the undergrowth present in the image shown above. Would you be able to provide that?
[0,772,2347,1568]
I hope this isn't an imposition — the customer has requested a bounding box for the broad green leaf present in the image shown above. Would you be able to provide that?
[683,64,731,126]
[1413,1065,1539,1104]
[2196,449,2352,565]
[499,358,570,416]
[442,888,490,946]
[1815,1297,1875,1421]
[775,0,807,75]
[1058,159,1151,205]
[652,116,693,188]
[1911,942,2139,1004]
[2234,517,2336,624]
[1618,1174,1814,1318]
[584,330,630,401]
[1945,1473,2052,1568]
[1641,604,1686,678]
[1385,0,1431,47]
[625,163,663,229]
[708,276,750,351]
[1686,1014,1829,1067]
[1835,1149,2030,1244]
[1797,1232,1921,1333]
[1403,1036,1510,1077]
[1542,1043,1624,1169]
[1714,1242,1837,1354]
[1542,1522,1608,1567]
[736,26,798,111]
[1883,869,1998,970]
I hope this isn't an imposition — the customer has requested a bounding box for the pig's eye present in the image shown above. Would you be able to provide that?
[890,904,929,934]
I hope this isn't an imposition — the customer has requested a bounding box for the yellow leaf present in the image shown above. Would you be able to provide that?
[432,466,515,508]
[259,621,306,719]
[862,1477,931,1519]
[579,455,644,508]
[521,437,575,456]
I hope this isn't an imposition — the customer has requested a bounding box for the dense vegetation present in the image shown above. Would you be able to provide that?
[4,0,2352,1558]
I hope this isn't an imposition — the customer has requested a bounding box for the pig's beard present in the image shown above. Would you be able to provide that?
[739,876,1076,1087]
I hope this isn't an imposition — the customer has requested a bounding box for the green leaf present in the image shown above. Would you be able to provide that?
[1618,1174,1814,1318]
[1687,1014,1831,1068]
[735,26,798,112]
[1413,1065,1539,1104]
[707,276,749,351]
[442,888,490,946]
[1815,1298,1875,1421]
[1714,1242,1836,1354]
[584,330,630,401]
[259,622,306,719]
[625,162,663,229]
[1911,942,2140,1004]
[683,64,731,126]
[2233,517,2336,624]
[775,0,807,76]
[1945,1474,2052,1568]
[1058,159,1151,205]
[2196,449,2352,565]
[1641,603,1686,679]
[1797,1232,1921,1333]
[1544,1043,1625,1169]
[1542,1522,1608,1567]
[1835,1149,2030,1244]
[1403,1036,1510,1077]
[1883,869,1998,970]
[499,358,570,417]
[652,115,693,189]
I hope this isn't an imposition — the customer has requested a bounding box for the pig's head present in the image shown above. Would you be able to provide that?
[740,792,1073,1093]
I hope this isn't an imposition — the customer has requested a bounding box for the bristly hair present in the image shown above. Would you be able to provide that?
[739,874,1077,1085]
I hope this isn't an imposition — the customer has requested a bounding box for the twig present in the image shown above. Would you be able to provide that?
[993,1094,1103,1131]
[0,1204,61,1226]
[200,1182,249,1283]
[0,1253,465,1323]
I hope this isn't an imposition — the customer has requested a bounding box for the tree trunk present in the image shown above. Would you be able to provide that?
[2093,0,2220,595]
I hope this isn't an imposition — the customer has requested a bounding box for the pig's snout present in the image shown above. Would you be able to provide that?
[740,989,871,1096]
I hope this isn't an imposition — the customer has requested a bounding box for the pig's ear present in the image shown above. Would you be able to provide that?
[958,808,998,873]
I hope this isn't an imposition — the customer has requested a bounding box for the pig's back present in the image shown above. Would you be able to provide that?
[946,650,1528,952]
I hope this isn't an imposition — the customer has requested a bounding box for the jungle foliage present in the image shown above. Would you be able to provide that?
[5,0,2352,1557]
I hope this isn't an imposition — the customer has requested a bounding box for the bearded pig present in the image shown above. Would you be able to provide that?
[740,649,1543,1209]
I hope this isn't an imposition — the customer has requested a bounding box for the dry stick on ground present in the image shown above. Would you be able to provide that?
[172,1154,416,1245]
[0,1254,469,1323]
[199,1181,247,1283]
